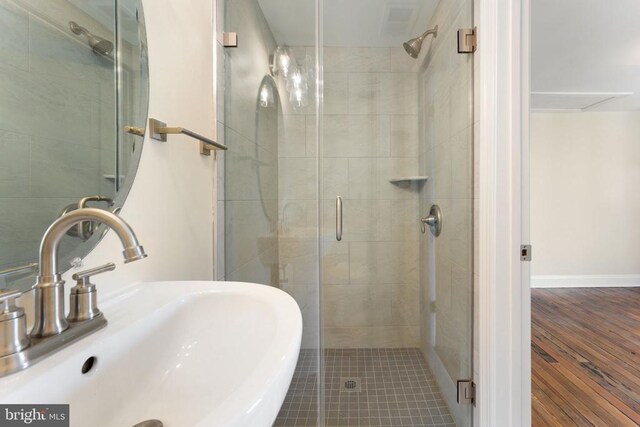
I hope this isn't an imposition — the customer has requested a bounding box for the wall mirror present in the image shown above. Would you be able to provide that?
[0,0,150,292]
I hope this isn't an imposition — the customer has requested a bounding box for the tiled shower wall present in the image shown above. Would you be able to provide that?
[0,0,115,270]
[219,0,280,285]
[319,47,422,348]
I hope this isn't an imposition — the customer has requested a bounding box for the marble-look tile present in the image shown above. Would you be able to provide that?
[256,97,279,154]
[225,126,277,201]
[434,255,453,315]
[323,326,419,348]
[279,157,317,200]
[389,115,419,158]
[322,199,391,242]
[322,115,386,157]
[225,199,276,275]
[321,240,349,285]
[30,14,113,82]
[323,284,392,327]
[348,157,418,200]
[305,115,317,157]
[389,47,419,73]
[451,126,473,199]
[324,47,390,73]
[216,200,225,280]
[324,73,348,115]
[279,238,318,285]
[0,0,29,71]
[349,240,418,284]
[391,199,419,241]
[0,197,75,246]
[0,131,29,197]
[216,43,225,124]
[432,140,452,199]
[227,250,277,286]
[348,73,378,115]
[30,138,101,198]
[390,283,420,327]
[279,115,306,157]
[378,73,417,115]
[448,198,472,269]
[322,158,348,199]
[279,199,318,232]
[216,123,225,201]
[0,64,96,146]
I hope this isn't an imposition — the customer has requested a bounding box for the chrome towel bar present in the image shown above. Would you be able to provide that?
[148,118,227,156]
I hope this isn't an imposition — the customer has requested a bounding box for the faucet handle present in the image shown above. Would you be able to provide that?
[68,263,115,323]
[0,289,29,356]
[0,289,23,312]
[72,263,116,287]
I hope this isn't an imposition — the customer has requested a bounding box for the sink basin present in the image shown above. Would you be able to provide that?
[0,281,302,427]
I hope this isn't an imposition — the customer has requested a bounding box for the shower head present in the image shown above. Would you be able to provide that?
[403,25,438,59]
[69,21,114,56]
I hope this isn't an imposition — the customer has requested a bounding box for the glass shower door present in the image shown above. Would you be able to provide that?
[320,0,474,425]
[419,0,475,426]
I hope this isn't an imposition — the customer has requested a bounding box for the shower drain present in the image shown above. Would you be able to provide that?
[340,377,362,392]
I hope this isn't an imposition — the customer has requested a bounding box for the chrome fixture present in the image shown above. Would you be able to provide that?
[148,118,227,156]
[68,262,115,322]
[222,32,238,48]
[58,196,114,240]
[457,28,477,54]
[421,204,442,236]
[336,196,343,241]
[125,126,145,137]
[0,208,147,378]
[0,263,38,280]
[132,420,163,427]
[77,196,114,240]
[69,21,114,56]
[0,290,29,357]
[403,25,438,59]
[0,263,38,289]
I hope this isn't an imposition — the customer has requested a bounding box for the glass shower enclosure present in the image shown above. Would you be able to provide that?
[220,0,474,425]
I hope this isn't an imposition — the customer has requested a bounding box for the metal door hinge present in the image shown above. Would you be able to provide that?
[457,380,476,405]
[457,28,477,53]
[223,32,238,48]
[521,244,532,261]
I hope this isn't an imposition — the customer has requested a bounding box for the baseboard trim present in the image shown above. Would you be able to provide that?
[531,275,640,288]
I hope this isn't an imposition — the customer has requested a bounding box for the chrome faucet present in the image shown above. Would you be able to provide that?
[0,208,147,377]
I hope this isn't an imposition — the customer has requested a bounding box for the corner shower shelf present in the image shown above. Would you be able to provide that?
[389,176,429,185]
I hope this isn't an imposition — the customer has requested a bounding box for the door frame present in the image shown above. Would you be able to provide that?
[476,0,531,425]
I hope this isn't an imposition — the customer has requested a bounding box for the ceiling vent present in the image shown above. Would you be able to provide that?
[380,2,420,37]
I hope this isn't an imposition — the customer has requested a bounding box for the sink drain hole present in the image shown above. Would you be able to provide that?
[132,420,163,427]
[81,356,97,374]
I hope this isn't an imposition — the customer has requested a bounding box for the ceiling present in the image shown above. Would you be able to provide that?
[532,0,640,111]
[257,0,439,47]
[258,0,640,111]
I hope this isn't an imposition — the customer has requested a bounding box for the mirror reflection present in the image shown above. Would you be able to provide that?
[0,0,149,291]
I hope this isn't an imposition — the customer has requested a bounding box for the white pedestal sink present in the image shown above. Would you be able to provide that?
[0,281,302,427]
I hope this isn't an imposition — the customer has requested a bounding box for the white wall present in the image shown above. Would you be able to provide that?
[531,111,640,286]
[16,0,217,315]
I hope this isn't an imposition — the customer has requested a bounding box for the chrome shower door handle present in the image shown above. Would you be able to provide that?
[336,196,343,241]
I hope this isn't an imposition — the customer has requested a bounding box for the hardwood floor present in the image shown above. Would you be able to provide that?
[532,288,640,427]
